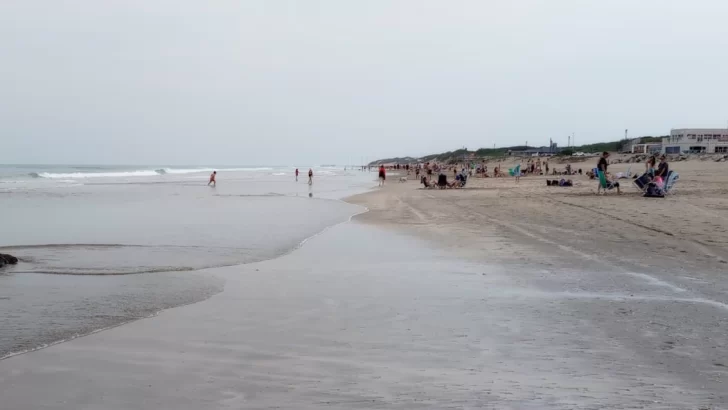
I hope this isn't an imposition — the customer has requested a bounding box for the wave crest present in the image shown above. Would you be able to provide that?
[28,167,273,179]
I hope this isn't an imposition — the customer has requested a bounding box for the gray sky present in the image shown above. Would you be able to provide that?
[2,0,728,165]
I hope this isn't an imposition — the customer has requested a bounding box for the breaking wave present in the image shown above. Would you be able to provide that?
[28,167,274,179]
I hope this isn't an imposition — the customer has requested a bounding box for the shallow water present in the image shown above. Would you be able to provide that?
[0,165,378,357]
[0,271,224,359]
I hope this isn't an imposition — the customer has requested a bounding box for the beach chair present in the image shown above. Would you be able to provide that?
[458,174,468,188]
[662,171,679,195]
[633,173,650,192]
[596,169,619,194]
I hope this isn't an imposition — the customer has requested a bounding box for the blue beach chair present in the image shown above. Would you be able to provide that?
[662,171,679,195]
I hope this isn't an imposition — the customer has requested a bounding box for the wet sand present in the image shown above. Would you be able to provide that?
[1,163,728,408]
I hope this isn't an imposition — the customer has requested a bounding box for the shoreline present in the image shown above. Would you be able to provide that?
[0,191,373,361]
[2,166,728,407]
[2,218,725,407]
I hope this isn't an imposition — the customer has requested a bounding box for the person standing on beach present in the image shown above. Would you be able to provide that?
[208,171,217,187]
[597,152,610,174]
[308,169,313,185]
[295,168,299,182]
[378,165,386,187]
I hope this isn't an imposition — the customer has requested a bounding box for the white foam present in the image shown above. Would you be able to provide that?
[34,167,274,179]
[37,170,160,179]
[162,167,273,174]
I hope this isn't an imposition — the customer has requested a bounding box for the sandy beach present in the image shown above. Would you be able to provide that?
[5,1,728,407]
[1,158,728,409]
[352,156,728,278]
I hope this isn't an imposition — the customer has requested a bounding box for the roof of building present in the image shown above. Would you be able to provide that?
[672,128,728,133]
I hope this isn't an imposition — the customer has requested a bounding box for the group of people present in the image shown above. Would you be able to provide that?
[419,167,468,189]
[475,163,507,177]
[209,168,316,187]
[594,151,671,195]
[207,152,670,194]
[634,153,671,196]
[294,168,314,185]
[473,158,570,178]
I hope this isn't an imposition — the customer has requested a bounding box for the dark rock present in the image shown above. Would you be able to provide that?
[0,253,19,268]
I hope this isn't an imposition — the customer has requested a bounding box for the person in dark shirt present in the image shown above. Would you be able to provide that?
[596,152,621,194]
[655,155,670,179]
[597,152,610,173]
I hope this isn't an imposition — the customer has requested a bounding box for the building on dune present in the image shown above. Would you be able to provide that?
[662,128,728,154]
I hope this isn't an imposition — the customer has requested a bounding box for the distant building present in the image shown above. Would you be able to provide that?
[626,137,662,154]
[662,128,728,154]
[511,143,561,156]
[631,143,662,155]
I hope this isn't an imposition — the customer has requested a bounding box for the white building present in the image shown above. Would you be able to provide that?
[662,128,728,154]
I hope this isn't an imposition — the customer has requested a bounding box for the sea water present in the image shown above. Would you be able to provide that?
[0,164,377,357]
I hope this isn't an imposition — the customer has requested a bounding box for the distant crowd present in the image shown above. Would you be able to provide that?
[373,151,676,197]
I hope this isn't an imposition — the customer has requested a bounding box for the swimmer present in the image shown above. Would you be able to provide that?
[208,171,217,187]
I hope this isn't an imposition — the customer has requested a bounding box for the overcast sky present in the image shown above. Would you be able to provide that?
[2,1,727,165]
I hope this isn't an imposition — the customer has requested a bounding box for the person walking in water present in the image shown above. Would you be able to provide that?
[378,165,386,187]
[308,169,313,185]
[295,168,299,182]
[208,171,217,187]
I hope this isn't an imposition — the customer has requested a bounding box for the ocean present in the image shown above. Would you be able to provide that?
[0,164,376,358]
